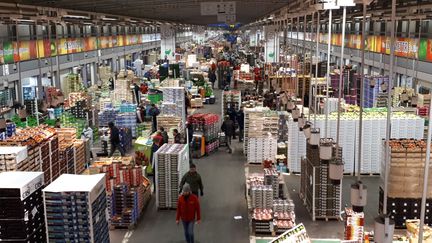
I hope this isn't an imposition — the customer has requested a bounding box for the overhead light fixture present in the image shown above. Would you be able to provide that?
[14,19,35,23]
[63,15,90,19]
[102,17,116,21]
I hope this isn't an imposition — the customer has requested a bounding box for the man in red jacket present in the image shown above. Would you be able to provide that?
[176,184,201,243]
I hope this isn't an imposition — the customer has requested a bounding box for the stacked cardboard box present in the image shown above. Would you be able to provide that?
[247,137,277,164]
[0,147,29,172]
[155,144,189,209]
[43,174,110,243]
[289,111,424,174]
[243,107,270,154]
[344,208,365,241]
[300,142,342,220]
[0,172,45,243]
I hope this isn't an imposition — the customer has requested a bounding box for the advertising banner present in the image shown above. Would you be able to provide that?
[58,38,68,55]
[3,41,18,63]
[117,35,124,47]
[83,37,96,51]
[98,36,110,49]
[18,41,37,61]
[67,38,83,53]
[418,38,432,62]
[0,42,3,64]
[37,39,52,58]
[394,38,418,58]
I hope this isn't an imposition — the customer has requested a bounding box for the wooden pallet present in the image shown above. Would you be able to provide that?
[314,216,342,221]
[109,223,136,230]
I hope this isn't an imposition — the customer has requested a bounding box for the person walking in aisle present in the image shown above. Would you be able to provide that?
[160,127,169,145]
[148,104,160,133]
[226,105,237,139]
[209,70,217,89]
[221,116,235,153]
[236,107,244,142]
[108,122,125,157]
[173,129,182,144]
[179,163,203,197]
[176,184,201,243]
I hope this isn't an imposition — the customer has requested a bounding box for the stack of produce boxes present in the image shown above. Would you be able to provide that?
[0,172,46,243]
[344,208,364,241]
[300,141,342,220]
[288,111,424,174]
[160,87,185,123]
[187,113,220,154]
[60,111,87,138]
[56,128,79,174]
[243,107,270,155]
[157,116,183,132]
[88,158,150,228]
[222,90,241,118]
[155,144,189,209]
[113,70,134,103]
[379,139,432,228]
[1,126,59,184]
[116,103,137,138]
[43,174,110,243]
[0,147,29,172]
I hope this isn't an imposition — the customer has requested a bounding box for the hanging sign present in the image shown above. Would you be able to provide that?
[200,2,218,15]
[217,1,236,14]
[217,14,236,24]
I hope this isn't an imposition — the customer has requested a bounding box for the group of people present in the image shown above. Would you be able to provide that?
[221,105,244,153]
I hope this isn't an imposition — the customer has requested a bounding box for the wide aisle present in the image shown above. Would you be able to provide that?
[118,90,250,243]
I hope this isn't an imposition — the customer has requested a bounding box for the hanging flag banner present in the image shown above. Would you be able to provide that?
[18,40,37,61]
[3,41,17,64]
[83,37,97,51]
[37,39,51,58]
[394,38,418,58]
[0,42,3,64]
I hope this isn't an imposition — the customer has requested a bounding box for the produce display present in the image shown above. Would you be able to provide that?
[247,167,296,236]
[247,137,277,164]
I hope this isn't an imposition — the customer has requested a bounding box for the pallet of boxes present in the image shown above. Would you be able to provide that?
[55,128,87,175]
[87,157,151,229]
[0,126,60,185]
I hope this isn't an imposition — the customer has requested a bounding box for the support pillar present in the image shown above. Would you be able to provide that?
[90,62,97,86]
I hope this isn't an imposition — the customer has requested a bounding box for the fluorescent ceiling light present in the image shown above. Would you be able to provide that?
[102,17,116,21]
[63,15,90,19]
[14,19,34,22]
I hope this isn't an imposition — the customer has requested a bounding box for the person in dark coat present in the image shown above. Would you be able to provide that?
[173,129,182,143]
[148,104,160,133]
[236,107,244,142]
[108,122,125,157]
[226,105,237,139]
[160,127,169,145]
[209,70,217,89]
[179,163,203,197]
[221,116,235,153]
